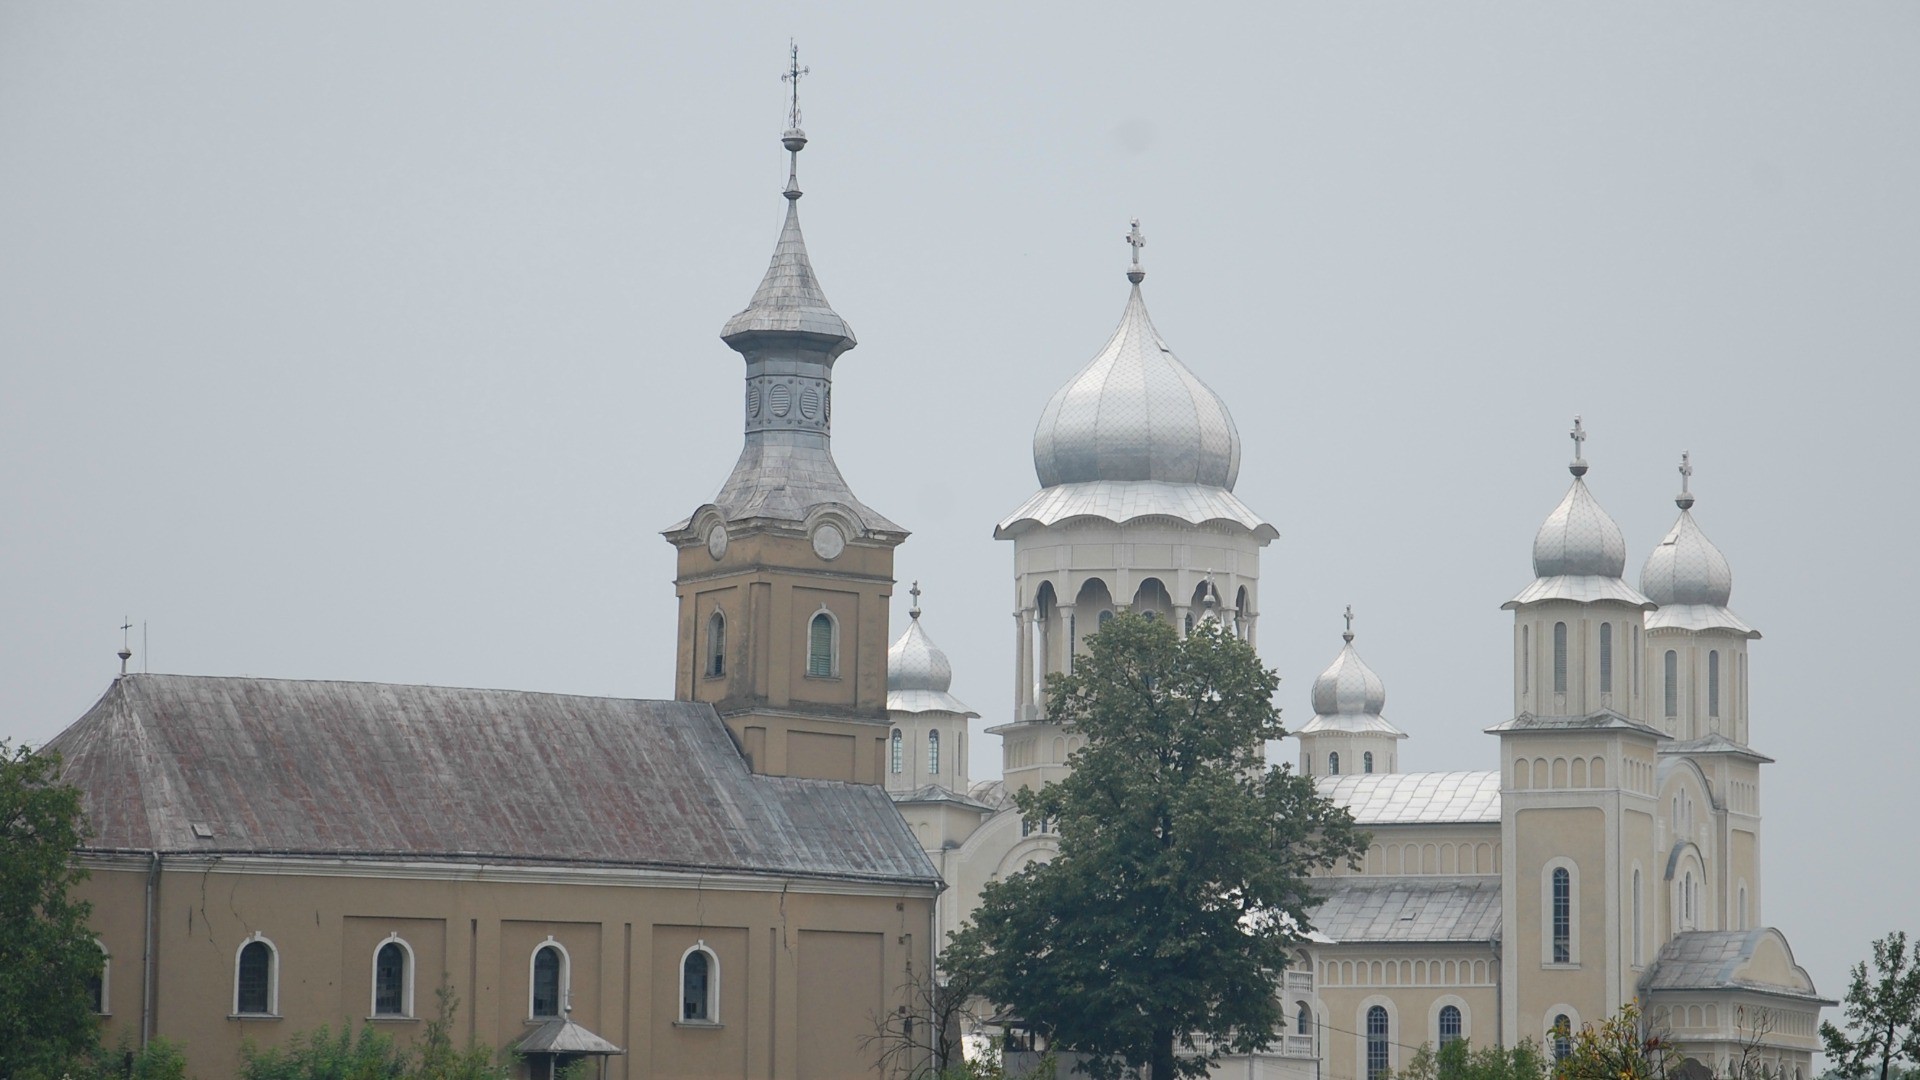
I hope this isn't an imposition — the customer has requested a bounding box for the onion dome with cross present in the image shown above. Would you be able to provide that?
[1641,453,1758,637]
[1507,417,1652,609]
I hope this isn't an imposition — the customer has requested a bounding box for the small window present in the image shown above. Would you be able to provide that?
[1553,1015,1572,1062]
[374,939,408,1017]
[1184,613,1195,637]
[807,611,836,678]
[1552,868,1571,963]
[706,611,726,677]
[1552,622,1568,694]
[1439,1005,1462,1048]
[1664,650,1679,718]
[928,730,941,775]
[1599,623,1613,693]
[236,937,276,1016]
[532,943,564,1018]
[1329,752,1340,776]
[1366,1006,1390,1080]
[1633,869,1644,965]
[1708,651,1720,717]
[1363,751,1374,774]
[87,941,108,1015]
[1097,610,1113,628]
[1522,625,1530,693]
[681,946,717,1022]
[1296,1001,1312,1037]
[889,729,903,775]
[1633,626,1641,694]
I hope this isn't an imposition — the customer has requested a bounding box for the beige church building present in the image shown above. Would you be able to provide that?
[884,238,1829,1079]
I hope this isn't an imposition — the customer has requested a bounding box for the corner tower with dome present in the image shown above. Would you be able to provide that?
[991,220,1277,792]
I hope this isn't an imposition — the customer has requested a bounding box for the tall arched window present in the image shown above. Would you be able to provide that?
[1366,1005,1390,1080]
[1708,651,1720,717]
[374,938,410,1017]
[1439,1005,1462,1048]
[1664,651,1679,718]
[807,611,836,677]
[1738,884,1749,930]
[681,945,718,1022]
[235,936,276,1016]
[1552,867,1572,963]
[1633,869,1644,965]
[1363,751,1374,774]
[1553,1015,1572,1062]
[1329,752,1340,776]
[928,730,941,775]
[706,611,726,677]
[1552,622,1568,693]
[1681,871,1697,930]
[1599,623,1613,693]
[1296,1001,1312,1037]
[86,940,108,1015]
[1097,610,1114,628]
[532,943,565,1018]
[1522,625,1530,693]
[889,729,903,775]
[1633,626,1641,695]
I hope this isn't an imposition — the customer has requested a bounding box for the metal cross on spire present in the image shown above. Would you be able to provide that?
[782,40,809,132]
[909,580,922,620]
[118,617,133,675]
[1676,450,1696,510]
[1568,415,1589,477]
[1125,218,1146,284]
[1342,605,1355,644]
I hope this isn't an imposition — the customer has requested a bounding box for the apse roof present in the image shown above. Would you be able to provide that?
[49,674,939,887]
[1316,771,1502,825]
[1639,930,1831,1003]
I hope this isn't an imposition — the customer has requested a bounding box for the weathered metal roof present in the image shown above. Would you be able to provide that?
[1639,929,1830,1003]
[516,1017,624,1055]
[1484,709,1669,739]
[1309,876,1502,944]
[1317,771,1502,825]
[49,674,939,886]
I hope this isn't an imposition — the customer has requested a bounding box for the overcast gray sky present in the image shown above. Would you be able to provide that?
[4,2,1915,1032]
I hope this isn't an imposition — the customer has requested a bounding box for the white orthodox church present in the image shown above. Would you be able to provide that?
[882,234,1829,1079]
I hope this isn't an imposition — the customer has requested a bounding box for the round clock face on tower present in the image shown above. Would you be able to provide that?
[811,523,845,561]
[706,525,728,560]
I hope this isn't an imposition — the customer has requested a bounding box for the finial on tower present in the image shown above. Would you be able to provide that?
[1124,218,1146,284]
[1342,605,1355,644]
[909,580,922,621]
[780,41,810,200]
[1676,450,1695,510]
[118,617,133,676]
[1568,415,1589,477]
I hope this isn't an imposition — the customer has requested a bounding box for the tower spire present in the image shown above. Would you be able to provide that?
[1676,450,1695,510]
[1124,218,1146,284]
[781,41,809,200]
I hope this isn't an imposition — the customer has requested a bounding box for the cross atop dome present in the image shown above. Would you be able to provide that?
[1342,605,1355,644]
[1569,415,1589,476]
[909,580,922,620]
[1125,218,1146,284]
[1677,450,1695,510]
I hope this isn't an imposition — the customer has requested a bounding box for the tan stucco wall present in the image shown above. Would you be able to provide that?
[80,857,934,1080]
[1313,947,1499,1080]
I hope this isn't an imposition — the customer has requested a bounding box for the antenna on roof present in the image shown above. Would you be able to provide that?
[118,617,133,676]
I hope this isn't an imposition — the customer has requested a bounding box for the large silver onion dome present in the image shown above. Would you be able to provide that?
[886,587,977,716]
[1310,635,1387,717]
[1642,511,1733,606]
[1532,478,1629,578]
[1030,283,1242,489]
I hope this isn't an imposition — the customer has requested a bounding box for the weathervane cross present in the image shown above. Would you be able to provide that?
[782,41,809,131]
[1125,219,1146,267]
[1569,415,1587,460]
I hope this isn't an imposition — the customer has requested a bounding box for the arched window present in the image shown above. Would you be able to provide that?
[1366,1005,1391,1080]
[1184,613,1195,636]
[1552,622,1568,693]
[86,940,108,1015]
[807,610,836,677]
[531,942,566,1018]
[1633,869,1644,965]
[1633,626,1641,695]
[1682,871,1697,930]
[1363,751,1374,774]
[1522,625,1530,693]
[1737,884,1748,930]
[1664,650,1679,718]
[1097,609,1114,628]
[889,729,902,775]
[928,730,941,775]
[1329,752,1340,776]
[1552,867,1572,963]
[706,611,726,677]
[1439,1005,1462,1048]
[1296,1001,1312,1036]
[681,944,718,1022]
[1599,623,1613,693]
[1708,651,1720,717]
[235,935,277,1016]
[373,937,411,1017]
[1553,1015,1572,1062]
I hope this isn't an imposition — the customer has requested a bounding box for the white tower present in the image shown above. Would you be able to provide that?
[1297,607,1407,777]
[991,221,1277,792]
[884,582,979,794]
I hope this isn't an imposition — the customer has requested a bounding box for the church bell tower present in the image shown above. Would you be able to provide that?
[662,56,907,783]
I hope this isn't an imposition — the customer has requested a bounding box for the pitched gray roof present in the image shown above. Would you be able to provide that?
[1318,771,1502,825]
[1309,875,1502,944]
[1639,929,1830,1002]
[48,674,939,886]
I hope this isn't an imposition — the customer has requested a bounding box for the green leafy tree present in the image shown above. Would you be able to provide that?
[0,740,104,1079]
[238,1024,405,1080]
[1393,1037,1550,1080]
[943,615,1368,1080]
[1554,1001,1680,1080]
[1822,932,1920,1080]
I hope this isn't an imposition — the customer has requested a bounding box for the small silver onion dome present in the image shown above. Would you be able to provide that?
[1531,417,1627,579]
[1641,453,1734,607]
[886,585,978,716]
[1310,626,1387,717]
[1030,229,1242,490]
